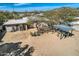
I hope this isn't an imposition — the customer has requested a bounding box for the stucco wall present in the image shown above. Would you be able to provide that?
[5,24,27,32]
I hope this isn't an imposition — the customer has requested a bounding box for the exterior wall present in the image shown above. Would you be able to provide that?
[5,26,13,32]
[5,24,28,32]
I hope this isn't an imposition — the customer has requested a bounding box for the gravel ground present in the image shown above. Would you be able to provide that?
[1,29,79,56]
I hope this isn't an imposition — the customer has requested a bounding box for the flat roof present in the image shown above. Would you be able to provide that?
[3,17,29,25]
[68,21,79,25]
[72,26,79,31]
[74,17,79,19]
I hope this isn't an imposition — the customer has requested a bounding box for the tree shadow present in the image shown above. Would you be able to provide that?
[0,42,34,56]
[24,47,34,56]
[0,31,6,42]
[57,30,74,39]
[0,42,22,56]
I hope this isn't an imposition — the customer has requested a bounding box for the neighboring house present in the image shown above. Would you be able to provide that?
[22,17,29,20]
[3,18,29,32]
[68,21,79,26]
[73,17,79,20]
[67,16,79,26]
[36,13,44,16]
[68,21,79,31]
[19,14,24,17]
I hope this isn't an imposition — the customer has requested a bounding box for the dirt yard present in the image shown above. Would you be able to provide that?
[1,28,79,56]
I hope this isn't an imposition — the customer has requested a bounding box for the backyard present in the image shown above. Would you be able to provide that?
[1,28,79,56]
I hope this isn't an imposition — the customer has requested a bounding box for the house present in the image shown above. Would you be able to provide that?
[3,18,29,32]
[36,13,44,16]
[22,17,29,20]
[73,17,79,20]
[68,21,79,26]
[68,21,79,31]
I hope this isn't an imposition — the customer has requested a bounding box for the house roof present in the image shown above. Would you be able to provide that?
[72,26,79,31]
[3,17,29,25]
[22,17,29,20]
[74,17,79,19]
[68,21,79,25]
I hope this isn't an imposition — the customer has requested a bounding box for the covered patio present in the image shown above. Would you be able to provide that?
[3,19,28,32]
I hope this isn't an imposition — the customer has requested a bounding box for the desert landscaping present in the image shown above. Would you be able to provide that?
[1,3,79,56]
[1,28,79,56]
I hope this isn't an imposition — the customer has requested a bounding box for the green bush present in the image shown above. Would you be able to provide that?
[27,21,33,26]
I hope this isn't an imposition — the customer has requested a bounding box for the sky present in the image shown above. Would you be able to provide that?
[0,3,79,12]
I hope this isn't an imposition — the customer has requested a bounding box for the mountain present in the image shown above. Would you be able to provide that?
[43,7,79,23]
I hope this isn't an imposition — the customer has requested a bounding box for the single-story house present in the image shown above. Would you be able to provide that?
[36,13,44,16]
[68,16,79,26]
[68,21,79,31]
[3,18,29,32]
[68,21,79,26]
[73,17,79,20]
[22,17,29,20]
